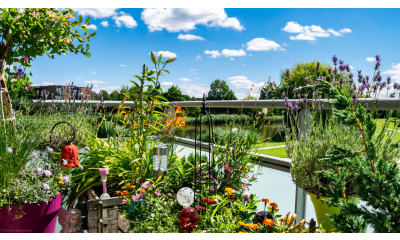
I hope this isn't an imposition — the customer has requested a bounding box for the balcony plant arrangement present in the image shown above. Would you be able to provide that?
[286,55,400,232]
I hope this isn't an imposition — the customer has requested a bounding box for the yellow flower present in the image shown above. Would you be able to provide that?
[238,231,246,233]
[225,188,233,194]
[252,224,259,230]
[115,191,121,195]
[58,181,64,185]
[263,219,275,227]
[262,198,270,203]
[130,185,136,189]
[140,189,145,193]
[244,223,252,229]
[121,190,129,196]
[56,177,62,181]
[238,222,245,226]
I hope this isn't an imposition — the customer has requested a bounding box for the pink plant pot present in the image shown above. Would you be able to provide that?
[0,193,62,233]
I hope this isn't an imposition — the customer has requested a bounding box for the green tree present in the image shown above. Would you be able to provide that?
[0,8,95,120]
[110,90,120,101]
[163,85,200,117]
[101,90,111,100]
[207,79,237,114]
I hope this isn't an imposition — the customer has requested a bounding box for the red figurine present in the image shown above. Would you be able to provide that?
[61,144,80,167]
[179,207,199,232]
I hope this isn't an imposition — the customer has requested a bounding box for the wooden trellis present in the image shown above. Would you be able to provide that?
[0,60,15,126]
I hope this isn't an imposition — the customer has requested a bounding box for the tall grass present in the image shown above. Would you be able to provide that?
[185,114,283,124]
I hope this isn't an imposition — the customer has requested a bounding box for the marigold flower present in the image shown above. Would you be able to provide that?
[252,224,259,230]
[262,198,270,203]
[57,177,62,181]
[238,231,246,233]
[269,202,278,209]
[263,219,275,227]
[121,190,129,196]
[125,184,131,188]
[115,191,121,195]
[238,222,245,226]
[225,188,233,194]
[58,181,64,185]
[244,223,253,229]
[140,189,145,193]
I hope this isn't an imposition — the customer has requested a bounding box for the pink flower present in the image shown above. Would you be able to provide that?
[149,202,152,205]
[135,179,139,183]
[122,200,127,205]
[79,165,83,170]
[142,183,148,189]
[62,159,68,165]
[22,56,28,63]
[132,195,139,202]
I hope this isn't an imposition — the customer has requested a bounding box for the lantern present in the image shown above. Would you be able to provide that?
[99,168,110,199]
[179,207,199,232]
[153,145,167,175]
[177,187,194,208]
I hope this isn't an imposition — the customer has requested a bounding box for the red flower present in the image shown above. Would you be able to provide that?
[228,196,236,200]
[195,206,206,210]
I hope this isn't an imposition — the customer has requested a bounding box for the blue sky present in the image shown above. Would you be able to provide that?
[28,8,400,99]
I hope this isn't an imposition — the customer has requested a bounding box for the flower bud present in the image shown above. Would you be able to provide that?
[166,57,177,63]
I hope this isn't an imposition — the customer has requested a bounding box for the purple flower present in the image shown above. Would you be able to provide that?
[224,166,231,173]
[375,60,381,70]
[147,183,153,189]
[85,146,90,151]
[345,64,351,72]
[45,163,49,166]
[135,179,139,183]
[26,84,30,89]
[142,183,148,189]
[376,55,380,61]
[43,170,52,176]
[332,55,338,65]
[393,82,399,90]
[6,147,12,153]
[62,176,69,183]
[79,165,84,170]
[304,77,309,85]
[285,68,290,78]
[22,56,28,62]
[15,69,23,77]
[328,67,332,74]
[243,183,249,190]
[215,179,219,185]
[43,184,50,190]
[46,146,54,153]
[132,195,139,201]
[339,64,346,72]
[316,61,320,70]
[244,196,250,202]
[387,76,391,85]
[349,73,354,79]
[36,168,43,174]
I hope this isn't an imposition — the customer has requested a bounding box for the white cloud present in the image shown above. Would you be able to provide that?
[196,55,202,61]
[227,76,264,91]
[190,69,197,71]
[242,64,246,67]
[101,21,109,27]
[193,72,197,74]
[112,11,137,28]
[383,63,400,81]
[221,49,246,57]
[180,83,209,98]
[82,24,97,30]
[327,28,342,36]
[350,65,354,69]
[141,8,245,32]
[92,85,121,93]
[178,34,205,41]
[282,21,351,41]
[366,57,375,62]
[194,77,201,79]
[161,82,174,87]
[77,77,82,80]
[92,71,96,74]
[204,50,221,58]
[72,8,119,18]
[235,92,246,100]
[340,28,352,33]
[282,43,288,46]
[153,51,177,58]
[40,82,55,86]
[246,38,284,51]
[84,80,109,84]
[120,64,126,67]
[231,58,234,60]
[179,78,192,82]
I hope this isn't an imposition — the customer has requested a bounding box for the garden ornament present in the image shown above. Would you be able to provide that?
[177,187,194,207]
[49,121,80,169]
[153,144,168,175]
[99,168,110,199]
[58,207,84,233]
[193,93,216,206]
[253,211,275,225]
[179,207,199,232]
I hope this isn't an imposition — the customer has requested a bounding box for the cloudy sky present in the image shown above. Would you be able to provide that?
[27,8,400,99]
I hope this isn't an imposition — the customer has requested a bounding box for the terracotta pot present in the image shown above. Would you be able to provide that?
[0,193,62,233]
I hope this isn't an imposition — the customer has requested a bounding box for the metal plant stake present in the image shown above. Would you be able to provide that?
[193,93,216,206]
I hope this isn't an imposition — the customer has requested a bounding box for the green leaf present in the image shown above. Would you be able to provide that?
[89,32,96,38]
[158,54,162,64]
[78,15,82,24]
[163,70,170,74]
[2,8,8,21]
[77,37,85,43]
[85,16,91,25]
[86,44,89,52]
[81,25,88,34]
[71,21,79,27]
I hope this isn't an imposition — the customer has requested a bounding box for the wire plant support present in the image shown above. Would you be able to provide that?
[193,93,216,208]
[48,121,76,159]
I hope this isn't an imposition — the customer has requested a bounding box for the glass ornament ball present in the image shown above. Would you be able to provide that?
[252,211,275,224]
[179,207,199,232]
[177,187,194,207]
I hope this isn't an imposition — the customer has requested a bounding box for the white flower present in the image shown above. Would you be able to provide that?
[244,192,251,198]
[62,159,68,165]
[232,128,238,133]
[262,108,268,114]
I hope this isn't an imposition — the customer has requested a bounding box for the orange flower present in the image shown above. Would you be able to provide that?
[244,223,252,229]
[121,190,129,196]
[263,219,275,227]
[262,198,270,204]
[56,177,62,181]
[269,202,278,209]
[115,191,121,195]
[238,231,246,233]
[225,188,233,194]
[140,189,145,193]
[252,224,259,230]
[238,222,245,226]
[125,184,131,188]
[58,181,64,185]
[130,185,136,189]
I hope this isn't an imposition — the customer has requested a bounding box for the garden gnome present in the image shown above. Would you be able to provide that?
[58,207,84,233]
[61,144,80,167]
